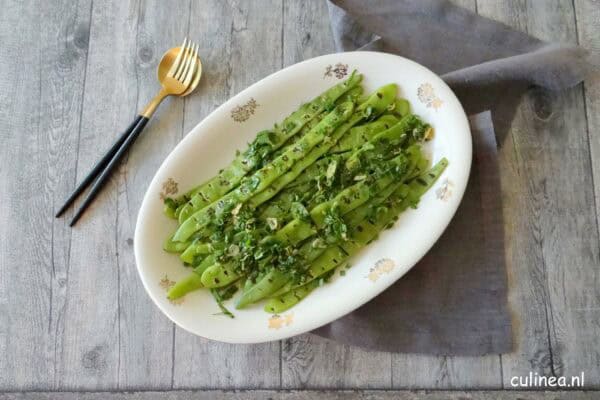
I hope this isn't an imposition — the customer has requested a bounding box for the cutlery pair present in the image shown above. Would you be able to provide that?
[56,38,202,226]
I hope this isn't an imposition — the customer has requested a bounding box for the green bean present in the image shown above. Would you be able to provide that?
[260,113,423,219]
[163,199,178,219]
[176,129,273,224]
[163,178,216,219]
[402,157,449,207]
[330,114,399,154]
[264,278,322,313]
[274,218,317,244]
[235,152,410,306]
[266,148,412,251]
[309,183,372,227]
[385,98,411,117]
[337,86,364,103]
[268,173,415,298]
[162,184,205,219]
[266,155,445,303]
[271,199,405,299]
[167,273,202,300]
[173,102,355,243]
[162,77,449,315]
[247,84,397,208]
[200,262,240,288]
[308,158,449,283]
[261,87,363,166]
[246,123,351,208]
[258,180,315,222]
[266,110,325,163]
[236,269,291,309]
[207,174,389,293]
[343,159,447,252]
[297,152,418,264]
[201,218,316,291]
[177,72,363,224]
[167,255,216,299]
[170,154,443,305]
[179,241,213,264]
[284,154,346,189]
[345,114,428,171]
[308,142,412,228]
[266,181,407,300]
[163,236,192,253]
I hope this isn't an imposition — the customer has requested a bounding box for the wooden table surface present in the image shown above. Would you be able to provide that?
[1,0,599,396]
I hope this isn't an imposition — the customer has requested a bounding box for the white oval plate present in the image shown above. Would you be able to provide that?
[135,51,471,343]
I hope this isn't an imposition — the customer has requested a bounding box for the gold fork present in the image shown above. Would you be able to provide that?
[56,38,202,226]
[141,37,201,118]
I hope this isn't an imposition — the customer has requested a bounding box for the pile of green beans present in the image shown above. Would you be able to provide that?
[162,71,447,316]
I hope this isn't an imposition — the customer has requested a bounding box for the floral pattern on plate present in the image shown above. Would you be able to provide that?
[417,83,443,110]
[231,98,259,122]
[435,178,454,201]
[324,63,349,79]
[159,178,178,200]
[367,258,396,282]
[268,313,294,329]
[159,275,185,305]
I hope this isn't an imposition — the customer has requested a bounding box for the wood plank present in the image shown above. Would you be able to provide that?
[449,0,477,10]
[0,391,599,400]
[574,0,600,330]
[392,354,501,389]
[473,1,546,388]
[575,4,600,177]
[115,0,191,390]
[280,0,392,389]
[282,0,337,65]
[0,0,92,391]
[573,0,600,388]
[54,0,140,390]
[282,334,393,389]
[477,0,600,389]
[171,0,282,388]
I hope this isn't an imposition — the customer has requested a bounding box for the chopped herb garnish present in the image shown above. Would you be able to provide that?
[161,77,446,318]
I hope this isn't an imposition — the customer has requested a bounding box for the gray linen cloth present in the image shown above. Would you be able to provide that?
[312,0,591,355]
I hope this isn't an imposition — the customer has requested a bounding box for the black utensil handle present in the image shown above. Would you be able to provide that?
[69,116,150,226]
[56,115,144,217]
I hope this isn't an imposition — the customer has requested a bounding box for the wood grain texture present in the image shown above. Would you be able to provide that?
[477,0,600,389]
[115,0,191,389]
[573,0,600,387]
[171,0,282,389]
[0,0,92,391]
[575,6,600,183]
[392,355,502,389]
[448,0,477,9]
[1,390,599,400]
[55,0,141,390]
[282,334,393,389]
[282,0,336,66]
[574,0,600,349]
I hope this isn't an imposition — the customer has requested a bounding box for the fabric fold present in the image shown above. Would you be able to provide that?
[313,0,592,355]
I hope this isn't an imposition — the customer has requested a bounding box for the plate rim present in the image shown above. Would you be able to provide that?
[134,50,472,343]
